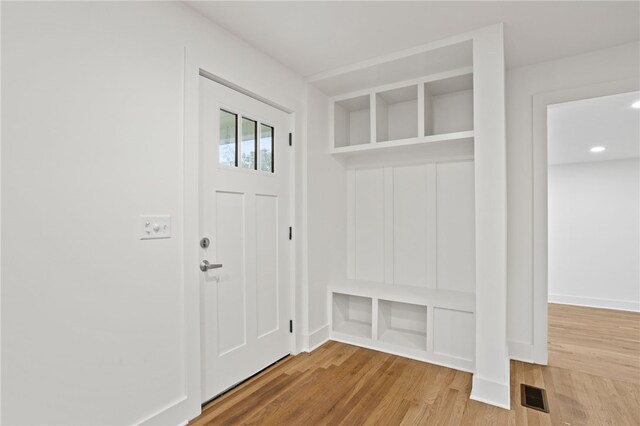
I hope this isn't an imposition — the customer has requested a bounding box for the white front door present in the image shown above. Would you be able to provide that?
[199,76,291,402]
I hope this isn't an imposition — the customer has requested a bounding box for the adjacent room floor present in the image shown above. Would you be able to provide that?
[191,303,640,425]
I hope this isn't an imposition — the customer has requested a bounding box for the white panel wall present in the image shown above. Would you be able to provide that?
[347,161,475,290]
[305,85,347,343]
[506,41,640,358]
[548,159,640,311]
[436,161,475,292]
[353,168,386,282]
[393,164,430,287]
[1,2,305,424]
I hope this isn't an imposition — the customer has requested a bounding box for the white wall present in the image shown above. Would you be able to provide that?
[1,2,305,424]
[304,85,347,348]
[548,159,640,311]
[506,41,640,360]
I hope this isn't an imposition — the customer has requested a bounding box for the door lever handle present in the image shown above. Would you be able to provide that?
[200,260,223,272]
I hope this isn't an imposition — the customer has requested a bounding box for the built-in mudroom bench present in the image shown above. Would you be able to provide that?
[307,24,510,408]
[330,280,475,372]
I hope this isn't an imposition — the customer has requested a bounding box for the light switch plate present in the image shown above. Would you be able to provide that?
[140,215,171,240]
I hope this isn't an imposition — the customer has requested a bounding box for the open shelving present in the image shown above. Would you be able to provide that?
[330,69,475,159]
[333,95,371,148]
[314,24,508,407]
[376,85,418,142]
[378,300,427,350]
[328,280,475,372]
[424,73,473,136]
[330,280,475,313]
[332,292,372,339]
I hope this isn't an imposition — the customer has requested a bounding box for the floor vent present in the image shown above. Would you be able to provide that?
[521,384,549,413]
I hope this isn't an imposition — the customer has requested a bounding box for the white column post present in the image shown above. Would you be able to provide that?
[469,24,510,409]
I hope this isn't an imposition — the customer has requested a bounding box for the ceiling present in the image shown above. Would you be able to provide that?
[548,91,640,166]
[186,1,639,78]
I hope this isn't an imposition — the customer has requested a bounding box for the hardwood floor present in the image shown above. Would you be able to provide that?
[548,303,640,383]
[191,304,640,425]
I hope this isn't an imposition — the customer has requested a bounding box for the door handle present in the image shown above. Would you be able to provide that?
[200,260,223,272]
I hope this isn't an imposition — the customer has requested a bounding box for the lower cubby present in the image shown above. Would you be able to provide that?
[328,281,475,372]
[378,300,427,350]
[332,293,372,339]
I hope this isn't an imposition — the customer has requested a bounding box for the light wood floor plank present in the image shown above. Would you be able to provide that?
[191,304,640,425]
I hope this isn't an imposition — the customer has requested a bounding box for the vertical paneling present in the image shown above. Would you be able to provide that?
[383,167,394,283]
[426,164,438,288]
[215,191,246,354]
[436,161,475,292]
[347,171,356,279]
[354,168,385,282]
[255,194,278,337]
[349,160,475,293]
[393,164,429,287]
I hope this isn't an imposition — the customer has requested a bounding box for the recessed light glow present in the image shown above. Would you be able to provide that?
[590,146,606,153]
[632,100,640,109]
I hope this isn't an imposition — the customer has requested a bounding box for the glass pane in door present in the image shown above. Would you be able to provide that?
[219,109,237,167]
[260,124,274,173]
[241,118,257,170]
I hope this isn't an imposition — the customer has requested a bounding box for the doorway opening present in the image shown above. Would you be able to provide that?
[545,91,640,380]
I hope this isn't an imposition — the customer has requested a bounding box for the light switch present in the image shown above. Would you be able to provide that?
[140,215,171,239]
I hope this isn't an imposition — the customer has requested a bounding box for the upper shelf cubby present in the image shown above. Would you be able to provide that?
[376,85,418,142]
[330,69,474,159]
[424,73,473,136]
[334,95,371,148]
[316,32,476,162]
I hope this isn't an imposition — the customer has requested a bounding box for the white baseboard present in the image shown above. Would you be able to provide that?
[549,294,640,312]
[470,375,510,410]
[304,324,330,352]
[508,341,535,363]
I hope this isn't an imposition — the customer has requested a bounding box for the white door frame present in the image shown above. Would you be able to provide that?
[150,47,298,424]
[531,77,639,365]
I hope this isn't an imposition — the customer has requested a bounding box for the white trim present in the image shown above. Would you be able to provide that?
[138,396,188,426]
[508,341,535,363]
[200,69,292,113]
[307,31,474,83]
[531,77,639,366]
[0,2,3,421]
[328,337,475,374]
[549,295,640,312]
[469,374,510,410]
[298,87,310,356]
[304,324,330,352]
[470,23,510,411]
